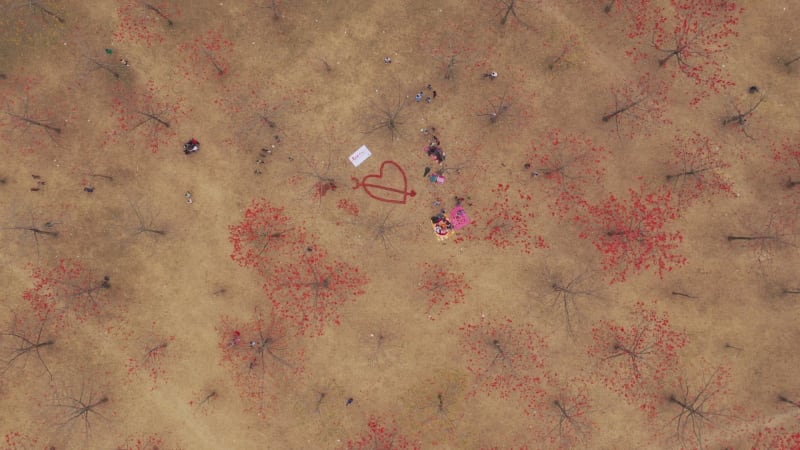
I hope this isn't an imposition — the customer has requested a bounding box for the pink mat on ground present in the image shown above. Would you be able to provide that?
[449,206,471,230]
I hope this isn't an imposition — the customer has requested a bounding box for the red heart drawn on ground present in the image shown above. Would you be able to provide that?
[352,160,416,204]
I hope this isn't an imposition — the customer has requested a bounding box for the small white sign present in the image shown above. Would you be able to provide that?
[349,145,372,167]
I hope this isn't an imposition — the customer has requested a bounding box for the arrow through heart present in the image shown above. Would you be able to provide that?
[352,160,416,204]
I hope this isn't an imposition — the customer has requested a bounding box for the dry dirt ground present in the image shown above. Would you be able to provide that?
[1,0,799,449]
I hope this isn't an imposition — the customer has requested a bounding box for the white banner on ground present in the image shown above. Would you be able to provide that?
[349,145,372,167]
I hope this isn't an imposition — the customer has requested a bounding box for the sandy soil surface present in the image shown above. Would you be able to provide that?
[1,0,799,449]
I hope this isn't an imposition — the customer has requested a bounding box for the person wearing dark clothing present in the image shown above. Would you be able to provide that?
[184,138,200,154]
[425,135,445,164]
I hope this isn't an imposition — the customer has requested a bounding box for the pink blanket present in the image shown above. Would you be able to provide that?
[449,206,471,230]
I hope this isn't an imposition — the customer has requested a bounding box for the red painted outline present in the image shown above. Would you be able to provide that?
[352,160,416,204]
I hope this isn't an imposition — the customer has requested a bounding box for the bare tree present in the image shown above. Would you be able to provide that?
[8,0,66,26]
[1,308,55,380]
[190,389,219,414]
[778,394,800,410]
[50,379,111,443]
[602,0,618,13]
[476,93,513,125]
[3,209,60,258]
[78,50,127,82]
[486,0,536,29]
[359,210,411,254]
[546,34,579,71]
[423,22,492,82]
[363,95,408,141]
[358,319,402,367]
[530,265,604,336]
[435,44,462,81]
[126,199,166,238]
[216,84,293,154]
[601,72,670,140]
[538,388,594,449]
[141,2,173,26]
[298,377,345,419]
[670,287,698,299]
[114,0,180,46]
[666,366,737,449]
[256,0,284,22]
[781,287,800,296]
[779,52,800,72]
[125,324,175,388]
[409,370,466,436]
[218,307,305,417]
[727,210,797,266]
[120,0,175,27]
[722,92,765,140]
[318,57,333,74]
[107,81,185,153]
[291,149,342,207]
[1,78,66,151]
[473,86,535,141]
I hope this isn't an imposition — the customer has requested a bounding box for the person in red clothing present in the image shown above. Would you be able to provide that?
[183,138,200,154]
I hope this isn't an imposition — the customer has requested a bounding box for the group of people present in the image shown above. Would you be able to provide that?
[424,135,445,164]
[418,108,476,240]
[415,84,438,104]
[431,209,454,239]
[430,197,470,241]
